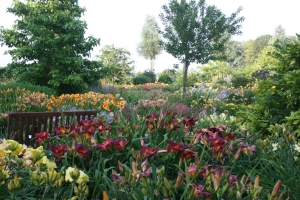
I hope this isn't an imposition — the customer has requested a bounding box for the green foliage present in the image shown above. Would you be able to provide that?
[142,70,156,83]
[159,0,244,93]
[0,81,57,95]
[231,74,252,88]
[0,0,101,95]
[137,15,163,71]
[132,75,150,85]
[174,70,199,88]
[240,34,300,135]
[158,74,173,84]
[97,45,135,85]
[243,35,272,66]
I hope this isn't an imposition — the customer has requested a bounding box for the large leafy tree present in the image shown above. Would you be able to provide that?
[243,34,272,66]
[0,0,100,94]
[159,0,244,93]
[97,45,134,84]
[137,15,163,71]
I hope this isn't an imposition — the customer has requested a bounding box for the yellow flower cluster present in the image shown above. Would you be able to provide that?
[0,139,89,195]
[47,92,126,112]
[0,87,127,117]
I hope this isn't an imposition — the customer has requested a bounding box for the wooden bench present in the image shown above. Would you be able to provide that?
[7,110,97,145]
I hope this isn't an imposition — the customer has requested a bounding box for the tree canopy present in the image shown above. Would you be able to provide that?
[137,15,163,71]
[0,0,100,94]
[159,0,244,93]
[97,45,134,84]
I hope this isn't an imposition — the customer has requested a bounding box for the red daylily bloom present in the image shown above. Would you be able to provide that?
[145,113,158,131]
[188,165,201,179]
[94,139,114,151]
[74,143,90,159]
[141,146,159,158]
[35,132,50,144]
[114,138,128,151]
[54,126,70,136]
[189,183,211,198]
[50,144,68,158]
[83,124,97,139]
[182,116,198,131]
[79,119,94,128]
[180,147,196,160]
[167,140,184,153]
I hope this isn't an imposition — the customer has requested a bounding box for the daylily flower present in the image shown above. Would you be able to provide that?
[79,119,94,129]
[188,165,201,179]
[189,183,211,198]
[1,139,24,156]
[54,126,70,137]
[35,132,50,144]
[65,167,89,184]
[74,144,90,159]
[167,140,184,153]
[114,138,128,151]
[294,144,300,152]
[180,147,196,161]
[145,113,158,131]
[141,146,159,158]
[94,139,114,151]
[50,144,68,158]
[182,116,198,132]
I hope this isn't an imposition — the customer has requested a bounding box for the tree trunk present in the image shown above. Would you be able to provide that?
[150,59,153,71]
[183,60,189,98]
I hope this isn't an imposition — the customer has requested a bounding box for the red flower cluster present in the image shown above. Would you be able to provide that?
[35,132,50,144]
[140,146,159,158]
[94,138,128,151]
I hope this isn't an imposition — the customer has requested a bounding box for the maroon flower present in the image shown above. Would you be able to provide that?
[94,139,114,151]
[75,143,90,159]
[79,119,94,128]
[180,147,196,161]
[141,146,159,158]
[50,144,68,158]
[182,116,198,131]
[114,138,128,151]
[167,140,184,153]
[145,113,158,131]
[54,126,70,136]
[35,132,50,144]
[189,183,211,198]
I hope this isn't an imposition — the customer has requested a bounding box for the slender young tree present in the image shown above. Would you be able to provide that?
[0,0,100,94]
[137,15,163,71]
[159,0,244,94]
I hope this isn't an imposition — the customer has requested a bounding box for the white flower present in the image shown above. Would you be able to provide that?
[294,144,300,152]
[272,143,279,151]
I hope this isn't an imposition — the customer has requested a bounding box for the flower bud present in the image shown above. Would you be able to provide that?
[271,180,281,198]
[71,166,80,181]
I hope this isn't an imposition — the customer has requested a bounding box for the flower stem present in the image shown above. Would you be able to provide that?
[42,186,49,200]
[69,182,75,199]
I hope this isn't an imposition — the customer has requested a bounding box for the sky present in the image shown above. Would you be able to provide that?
[0,0,300,73]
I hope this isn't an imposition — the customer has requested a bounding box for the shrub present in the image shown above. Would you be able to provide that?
[132,75,150,85]
[143,70,156,83]
[231,74,251,88]
[158,74,173,84]
[0,81,57,95]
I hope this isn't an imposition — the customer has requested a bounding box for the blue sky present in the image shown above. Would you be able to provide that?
[1,0,299,73]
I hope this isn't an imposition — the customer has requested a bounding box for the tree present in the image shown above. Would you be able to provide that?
[137,15,163,71]
[159,0,244,94]
[0,0,100,95]
[243,35,272,66]
[97,45,134,84]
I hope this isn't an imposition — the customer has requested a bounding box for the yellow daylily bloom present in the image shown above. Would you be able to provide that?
[65,167,89,184]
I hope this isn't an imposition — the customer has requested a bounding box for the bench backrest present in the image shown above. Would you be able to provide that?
[7,110,97,145]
